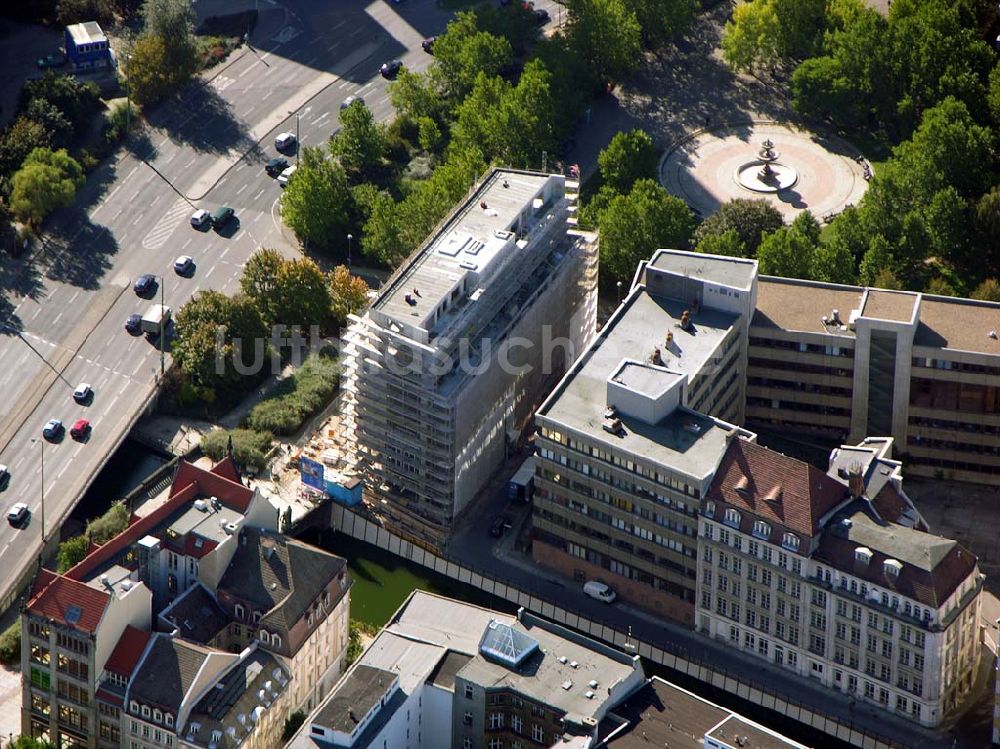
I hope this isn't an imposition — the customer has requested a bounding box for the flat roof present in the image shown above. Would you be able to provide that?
[752,277,862,337]
[610,361,683,399]
[648,249,757,290]
[167,501,243,544]
[540,289,742,481]
[313,665,395,734]
[67,21,106,44]
[861,289,918,323]
[707,715,805,749]
[915,296,1000,355]
[373,169,553,331]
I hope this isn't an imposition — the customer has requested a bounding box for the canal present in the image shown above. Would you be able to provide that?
[69,438,169,528]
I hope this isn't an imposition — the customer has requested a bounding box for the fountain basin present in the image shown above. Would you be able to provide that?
[734,160,798,193]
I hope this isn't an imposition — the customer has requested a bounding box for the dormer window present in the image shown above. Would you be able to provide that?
[723,508,740,528]
[130,701,139,715]
[235,604,245,620]
[272,635,282,649]
[260,630,270,644]
[752,520,770,540]
[855,547,873,565]
[781,533,800,552]
[154,709,162,723]
[704,501,715,518]
[141,705,150,718]
[252,611,262,624]
[166,714,174,728]
[884,559,902,578]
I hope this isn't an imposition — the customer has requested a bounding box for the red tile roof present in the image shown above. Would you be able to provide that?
[27,572,110,634]
[707,439,848,538]
[170,460,253,512]
[104,625,152,677]
[96,688,123,707]
[210,455,242,484]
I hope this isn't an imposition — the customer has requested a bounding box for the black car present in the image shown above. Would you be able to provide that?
[421,37,436,53]
[489,515,511,538]
[380,60,402,79]
[125,314,143,335]
[133,274,156,296]
[212,206,235,228]
[266,157,288,176]
[533,8,550,24]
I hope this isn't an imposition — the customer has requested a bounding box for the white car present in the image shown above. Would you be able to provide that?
[340,95,365,110]
[275,132,297,151]
[73,383,92,403]
[583,581,616,603]
[277,164,297,187]
[174,255,194,275]
[190,209,211,228]
[7,502,28,525]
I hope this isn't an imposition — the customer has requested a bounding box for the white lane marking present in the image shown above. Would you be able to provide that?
[246,105,256,116]
[56,463,69,481]
[142,198,190,251]
[338,81,349,89]
[13,457,24,471]
[124,165,137,180]
[186,157,197,168]
[253,189,265,200]
[182,237,193,249]
[131,214,144,226]
[253,213,263,224]
[220,247,230,260]
[105,184,121,203]
[112,207,123,220]
[132,359,143,376]
[237,184,248,195]
[68,291,79,305]
[53,312,63,327]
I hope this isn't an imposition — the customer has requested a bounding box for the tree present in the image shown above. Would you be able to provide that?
[85,501,130,545]
[756,226,815,279]
[565,0,642,85]
[597,129,657,195]
[330,101,387,175]
[172,291,269,390]
[692,199,784,257]
[721,0,780,72]
[280,146,351,248]
[329,266,370,328]
[598,179,696,284]
[971,278,1000,301]
[858,236,894,286]
[811,240,856,284]
[23,98,73,149]
[389,70,447,125]
[282,712,307,742]
[924,276,957,296]
[141,0,197,77]
[872,267,903,290]
[58,535,89,572]
[18,73,100,131]
[974,187,1000,270]
[353,184,407,267]
[625,0,695,46]
[127,34,174,105]
[432,12,514,102]
[275,258,333,331]
[696,229,746,257]
[791,56,866,128]
[56,0,114,25]
[9,147,84,226]
[202,429,273,471]
[0,116,50,179]
[988,62,1000,127]
[241,249,287,324]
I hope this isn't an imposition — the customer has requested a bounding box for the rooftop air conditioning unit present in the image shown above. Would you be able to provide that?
[193,499,208,512]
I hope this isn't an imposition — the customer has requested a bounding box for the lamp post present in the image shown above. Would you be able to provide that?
[159,276,166,378]
[31,439,45,545]
[347,233,353,267]
[295,113,300,165]
[616,280,623,305]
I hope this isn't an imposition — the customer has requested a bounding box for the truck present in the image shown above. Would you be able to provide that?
[508,455,538,502]
[141,304,171,336]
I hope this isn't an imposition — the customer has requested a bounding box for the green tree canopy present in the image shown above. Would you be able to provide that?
[18,72,100,131]
[389,70,447,125]
[141,0,197,76]
[565,0,642,85]
[9,147,84,226]
[598,179,696,285]
[280,146,352,248]
[329,266,370,328]
[353,184,406,267]
[330,101,387,175]
[695,228,746,257]
[692,198,784,257]
[597,129,657,195]
[241,248,288,324]
[971,278,1000,301]
[432,11,514,103]
[127,34,174,106]
[756,225,816,279]
[721,0,780,73]
[624,0,695,46]
[0,116,50,179]
[275,258,333,331]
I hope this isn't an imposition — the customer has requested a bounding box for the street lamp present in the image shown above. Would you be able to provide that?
[347,233,353,267]
[31,438,46,545]
[616,280,623,305]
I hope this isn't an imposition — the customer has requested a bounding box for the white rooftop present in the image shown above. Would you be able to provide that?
[67,21,107,44]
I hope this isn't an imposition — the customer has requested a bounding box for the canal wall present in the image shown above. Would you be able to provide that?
[328,503,905,749]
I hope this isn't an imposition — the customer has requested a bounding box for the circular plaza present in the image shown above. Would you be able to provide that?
[659,122,871,222]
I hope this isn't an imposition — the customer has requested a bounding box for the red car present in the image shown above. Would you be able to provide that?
[70,419,90,440]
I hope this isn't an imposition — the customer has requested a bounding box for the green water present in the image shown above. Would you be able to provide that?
[313,532,514,629]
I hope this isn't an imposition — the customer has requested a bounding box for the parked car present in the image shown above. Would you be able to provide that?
[174,255,194,275]
[340,95,365,110]
[7,502,28,526]
[275,132,297,151]
[125,314,143,335]
[70,418,90,440]
[190,208,211,228]
[583,581,616,603]
[36,52,67,69]
[380,60,402,79]
[0,465,9,491]
[533,8,550,24]
[489,515,511,538]
[266,157,288,176]
[73,383,92,404]
[42,419,63,440]
[133,274,156,296]
[277,164,297,187]
[422,37,436,53]
[211,206,235,229]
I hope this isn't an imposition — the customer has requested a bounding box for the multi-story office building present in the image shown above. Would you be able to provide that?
[748,278,1000,484]
[695,435,982,727]
[340,168,598,545]
[532,251,757,624]
[22,457,350,749]
[287,590,645,749]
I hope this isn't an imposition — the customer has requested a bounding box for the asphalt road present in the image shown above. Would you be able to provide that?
[0,0,563,608]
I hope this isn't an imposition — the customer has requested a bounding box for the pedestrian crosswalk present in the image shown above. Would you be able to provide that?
[142,199,191,251]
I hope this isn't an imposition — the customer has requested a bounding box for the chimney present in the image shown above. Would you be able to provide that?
[680,310,691,330]
[651,347,662,365]
[848,464,865,498]
[666,331,673,346]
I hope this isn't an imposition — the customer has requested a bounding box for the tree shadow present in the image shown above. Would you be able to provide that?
[42,215,119,289]
[144,78,256,157]
[0,245,47,334]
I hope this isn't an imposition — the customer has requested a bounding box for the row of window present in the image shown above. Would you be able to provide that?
[128,702,175,727]
[705,510,802,553]
[749,337,854,358]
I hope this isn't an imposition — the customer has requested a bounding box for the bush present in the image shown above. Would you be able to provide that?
[85,501,130,545]
[244,353,340,436]
[0,620,20,665]
[57,535,89,572]
[281,711,306,742]
[201,428,273,471]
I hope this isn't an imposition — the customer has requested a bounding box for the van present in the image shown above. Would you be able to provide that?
[275,132,296,151]
[583,581,616,604]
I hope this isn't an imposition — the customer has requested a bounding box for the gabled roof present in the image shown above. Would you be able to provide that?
[105,625,152,677]
[170,460,253,512]
[217,528,349,637]
[27,570,109,634]
[706,438,848,538]
[815,506,978,609]
[129,634,222,713]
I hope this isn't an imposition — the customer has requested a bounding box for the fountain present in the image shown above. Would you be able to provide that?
[735,137,798,193]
